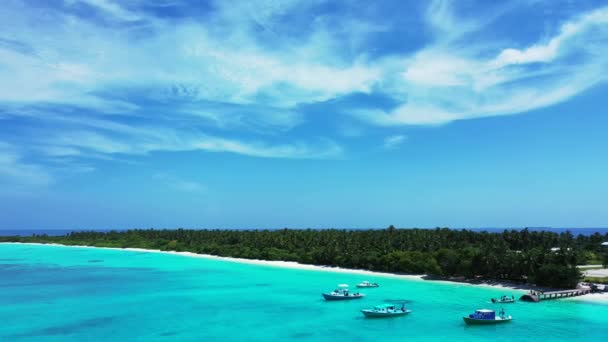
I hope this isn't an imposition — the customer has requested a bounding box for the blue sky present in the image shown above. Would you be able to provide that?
[1,0,607,229]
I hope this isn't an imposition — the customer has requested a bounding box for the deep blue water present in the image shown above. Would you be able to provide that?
[0,243,607,341]
[0,229,120,236]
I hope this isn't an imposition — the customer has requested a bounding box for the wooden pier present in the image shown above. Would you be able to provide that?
[520,288,591,302]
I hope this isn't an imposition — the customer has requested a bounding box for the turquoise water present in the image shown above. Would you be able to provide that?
[1,244,607,341]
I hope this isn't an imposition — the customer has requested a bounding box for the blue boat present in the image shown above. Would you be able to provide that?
[463,309,512,325]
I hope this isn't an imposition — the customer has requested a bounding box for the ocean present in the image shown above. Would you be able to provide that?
[0,229,120,236]
[0,244,607,341]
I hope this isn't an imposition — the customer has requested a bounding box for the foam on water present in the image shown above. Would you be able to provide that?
[1,244,607,341]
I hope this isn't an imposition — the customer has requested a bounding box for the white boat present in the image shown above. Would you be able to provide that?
[356,281,379,288]
[322,284,364,301]
[361,304,411,318]
[491,295,515,303]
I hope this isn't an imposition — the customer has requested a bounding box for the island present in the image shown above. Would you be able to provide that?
[2,227,607,289]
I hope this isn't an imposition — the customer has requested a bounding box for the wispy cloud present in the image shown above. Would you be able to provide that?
[492,7,608,68]
[0,0,378,112]
[39,125,343,160]
[153,173,206,193]
[0,0,357,167]
[0,0,607,181]
[355,4,608,126]
[40,146,82,157]
[0,142,53,187]
[383,135,407,149]
[193,136,343,159]
[66,0,144,22]
[1,1,606,129]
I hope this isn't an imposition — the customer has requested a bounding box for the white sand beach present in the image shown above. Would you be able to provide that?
[583,268,608,277]
[571,293,608,304]
[4,242,608,303]
[3,242,426,281]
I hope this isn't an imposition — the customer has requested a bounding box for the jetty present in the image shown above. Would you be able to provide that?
[520,288,591,302]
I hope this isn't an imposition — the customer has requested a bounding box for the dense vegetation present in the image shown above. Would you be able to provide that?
[3,227,607,289]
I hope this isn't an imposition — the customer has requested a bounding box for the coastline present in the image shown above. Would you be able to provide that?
[2,242,606,303]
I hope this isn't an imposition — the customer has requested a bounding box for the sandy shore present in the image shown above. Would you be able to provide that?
[3,242,607,303]
[567,292,608,304]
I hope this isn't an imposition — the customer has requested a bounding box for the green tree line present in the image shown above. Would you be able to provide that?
[2,227,607,288]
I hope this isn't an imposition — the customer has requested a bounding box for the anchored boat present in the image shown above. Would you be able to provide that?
[491,295,515,304]
[322,284,364,301]
[361,303,411,318]
[356,281,379,288]
[463,309,512,325]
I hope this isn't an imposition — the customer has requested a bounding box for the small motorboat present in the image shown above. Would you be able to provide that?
[491,295,516,304]
[361,304,411,318]
[322,284,365,301]
[356,281,379,288]
[463,309,512,325]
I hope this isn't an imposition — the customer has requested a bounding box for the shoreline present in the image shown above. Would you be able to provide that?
[2,242,607,304]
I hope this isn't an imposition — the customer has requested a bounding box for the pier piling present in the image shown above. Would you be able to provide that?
[519,288,591,302]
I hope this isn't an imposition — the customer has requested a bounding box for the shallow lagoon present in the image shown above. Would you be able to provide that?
[1,244,607,341]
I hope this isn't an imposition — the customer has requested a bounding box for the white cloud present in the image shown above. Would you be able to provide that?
[54,131,133,154]
[425,0,516,41]
[173,180,206,193]
[0,0,607,167]
[383,135,407,149]
[0,0,379,113]
[0,0,356,163]
[175,24,380,107]
[193,136,343,159]
[66,0,143,22]
[41,146,81,157]
[153,173,206,193]
[425,0,461,37]
[0,143,53,187]
[365,4,608,126]
[492,7,608,68]
[403,51,479,87]
[42,126,343,160]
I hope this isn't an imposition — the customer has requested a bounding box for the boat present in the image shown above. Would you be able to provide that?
[361,303,411,318]
[491,295,516,304]
[356,281,379,288]
[322,284,364,301]
[463,309,512,325]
